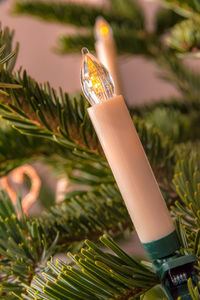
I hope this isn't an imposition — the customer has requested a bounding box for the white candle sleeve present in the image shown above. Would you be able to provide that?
[88,95,179,258]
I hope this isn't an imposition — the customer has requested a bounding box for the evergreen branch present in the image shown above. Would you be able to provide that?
[108,0,144,26]
[0,26,21,95]
[171,147,200,255]
[0,119,60,177]
[23,234,158,300]
[0,69,102,158]
[39,183,132,252]
[0,25,18,73]
[58,32,95,54]
[187,278,200,300]
[12,0,143,29]
[141,107,200,143]
[167,18,200,55]
[156,53,200,101]
[130,97,200,117]
[0,183,133,297]
[0,190,59,298]
[155,7,184,35]
[58,26,156,56]
[159,0,200,18]
[0,170,134,297]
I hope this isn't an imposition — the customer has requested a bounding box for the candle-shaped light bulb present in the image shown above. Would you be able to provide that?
[94,17,121,95]
[95,17,113,41]
[81,48,115,105]
[80,49,199,300]
[81,49,178,259]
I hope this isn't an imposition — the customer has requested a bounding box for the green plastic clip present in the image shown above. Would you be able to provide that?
[142,231,199,299]
[153,254,198,300]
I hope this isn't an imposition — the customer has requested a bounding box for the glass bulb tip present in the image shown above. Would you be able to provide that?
[81,47,89,55]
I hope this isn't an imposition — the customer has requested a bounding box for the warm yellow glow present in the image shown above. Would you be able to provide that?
[95,17,112,41]
[86,56,105,99]
[99,24,109,37]
[81,48,115,105]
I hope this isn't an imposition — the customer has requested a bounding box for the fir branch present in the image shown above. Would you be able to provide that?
[0,180,133,297]
[167,18,200,55]
[142,107,200,143]
[0,26,21,95]
[23,234,158,300]
[109,0,144,27]
[0,69,103,158]
[156,53,200,101]
[159,0,200,18]
[0,119,59,176]
[58,32,95,54]
[12,0,143,29]
[0,25,18,73]
[38,183,132,252]
[130,97,200,117]
[0,190,59,298]
[155,7,184,35]
[58,26,156,56]
[171,148,200,255]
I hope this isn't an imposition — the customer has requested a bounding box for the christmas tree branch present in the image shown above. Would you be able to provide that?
[141,106,200,143]
[12,0,144,29]
[171,146,200,256]
[0,183,133,297]
[58,26,156,56]
[155,7,184,35]
[21,234,158,300]
[0,120,62,176]
[158,0,200,18]
[167,18,200,56]
[0,190,59,298]
[39,183,132,252]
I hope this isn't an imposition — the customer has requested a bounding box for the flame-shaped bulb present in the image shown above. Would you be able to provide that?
[95,16,113,41]
[80,48,115,106]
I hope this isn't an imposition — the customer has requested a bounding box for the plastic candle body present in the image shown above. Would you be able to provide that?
[95,17,121,95]
[81,49,179,259]
[88,95,175,243]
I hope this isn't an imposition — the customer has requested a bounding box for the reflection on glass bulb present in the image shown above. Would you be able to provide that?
[80,48,115,106]
[95,16,113,41]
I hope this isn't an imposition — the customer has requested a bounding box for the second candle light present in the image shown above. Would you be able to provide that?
[95,17,122,95]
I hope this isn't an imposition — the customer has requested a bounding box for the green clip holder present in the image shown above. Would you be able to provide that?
[142,231,199,300]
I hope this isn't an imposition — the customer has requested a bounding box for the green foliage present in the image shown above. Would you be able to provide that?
[156,53,200,101]
[0,119,54,176]
[58,26,154,56]
[155,8,184,35]
[0,189,59,298]
[167,19,200,55]
[21,234,158,300]
[39,184,132,252]
[0,26,21,95]
[13,0,144,29]
[159,0,200,17]
[142,107,200,143]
